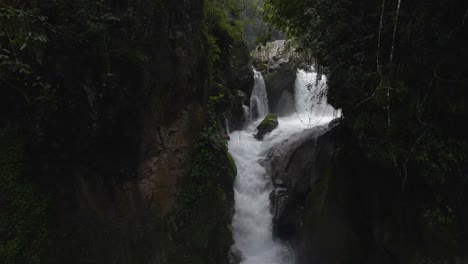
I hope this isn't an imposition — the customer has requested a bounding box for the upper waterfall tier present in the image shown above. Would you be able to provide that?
[250,70,270,120]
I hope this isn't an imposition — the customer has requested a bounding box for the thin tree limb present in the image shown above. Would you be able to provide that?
[1,77,31,103]
[402,130,428,190]
[220,0,247,12]
[352,92,376,110]
[390,0,402,63]
[376,0,386,69]
[417,76,435,127]
[463,8,468,26]
[251,0,263,18]
[387,0,402,128]
[387,81,391,127]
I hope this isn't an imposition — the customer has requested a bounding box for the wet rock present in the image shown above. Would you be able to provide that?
[228,247,244,264]
[227,153,238,181]
[275,90,295,115]
[255,114,279,140]
[263,125,330,240]
[228,90,249,132]
[252,40,300,112]
[263,66,298,113]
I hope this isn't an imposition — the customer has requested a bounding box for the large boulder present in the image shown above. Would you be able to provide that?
[265,120,466,264]
[228,247,244,264]
[252,40,300,114]
[255,114,279,140]
[294,122,384,264]
[264,121,375,263]
[264,125,330,240]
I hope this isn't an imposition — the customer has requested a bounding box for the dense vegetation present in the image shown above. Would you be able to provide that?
[168,95,237,264]
[2,0,467,263]
[1,0,251,263]
[266,0,468,261]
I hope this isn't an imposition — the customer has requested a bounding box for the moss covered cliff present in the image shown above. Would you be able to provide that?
[0,0,252,263]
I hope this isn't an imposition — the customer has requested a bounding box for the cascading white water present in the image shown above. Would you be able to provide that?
[250,70,270,120]
[242,105,251,127]
[294,69,341,124]
[229,68,340,264]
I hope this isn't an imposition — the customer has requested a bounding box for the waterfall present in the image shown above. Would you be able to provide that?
[294,69,337,124]
[229,67,339,264]
[250,70,269,120]
[242,105,250,127]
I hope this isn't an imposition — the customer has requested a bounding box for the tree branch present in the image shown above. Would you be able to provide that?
[402,130,428,190]
[462,8,468,26]
[352,92,376,110]
[219,0,247,13]
[390,0,402,63]
[376,0,386,69]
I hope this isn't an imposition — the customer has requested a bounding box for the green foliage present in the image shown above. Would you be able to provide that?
[0,4,53,104]
[416,134,468,185]
[264,0,468,184]
[240,0,283,49]
[203,0,245,81]
[265,0,468,259]
[423,206,455,226]
[0,1,157,263]
[168,95,234,264]
[52,0,119,41]
[0,1,245,263]
[0,0,150,132]
[0,129,48,264]
[205,2,244,40]
[256,27,273,46]
[226,152,237,180]
[416,133,467,227]
[178,94,230,205]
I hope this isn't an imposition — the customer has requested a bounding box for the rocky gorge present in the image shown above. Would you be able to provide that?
[1,1,467,264]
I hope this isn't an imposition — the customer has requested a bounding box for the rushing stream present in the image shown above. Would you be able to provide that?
[228,68,340,264]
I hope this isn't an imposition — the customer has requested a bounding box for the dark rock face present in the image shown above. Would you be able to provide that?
[266,122,384,263]
[226,89,249,133]
[209,39,253,134]
[255,114,279,140]
[295,124,373,264]
[229,40,255,96]
[264,66,298,114]
[226,39,254,132]
[275,90,295,115]
[34,1,237,263]
[264,125,330,240]
[268,120,468,264]
[208,24,254,134]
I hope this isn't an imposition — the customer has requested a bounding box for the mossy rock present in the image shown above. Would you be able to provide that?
[226,153,237,181]
[255,114,279,140]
